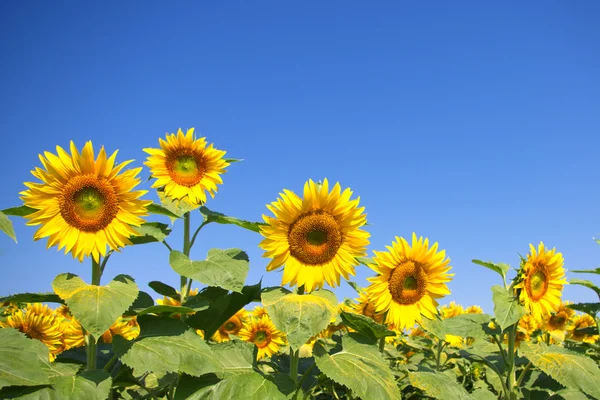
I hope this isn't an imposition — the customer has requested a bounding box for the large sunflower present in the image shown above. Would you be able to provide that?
[144,128,229,205]
[238,315,287,359]
[259,179,370,292]
[366,233,453,330]
[514,242,567,321]
[21,141,150,262]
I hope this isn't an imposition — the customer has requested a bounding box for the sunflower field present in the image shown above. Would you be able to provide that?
[1,128,599,400]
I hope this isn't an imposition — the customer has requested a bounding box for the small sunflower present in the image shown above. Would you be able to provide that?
[1,301,20,316]
[259,179,370,292]
[21,141,150,262]
[100,317,140,344]
[351,291,384,324]
[440,302,464,319]
[514,243,567,321]
[252,306,269,319]
[212,310,248,342]
[144,128,229,205]
[465,305,483,314]
[156,289,199,307]
[544,301,574,332]
[1,304,64,361]
[514,314,539,346]
[567,314,598,343]
[366,233,453,330]
[62,318,85,349]
[238,316,287,359]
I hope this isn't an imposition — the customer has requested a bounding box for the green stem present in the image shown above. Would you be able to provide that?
[515,361,532,388]
[133,376,160,400]
[378,337,385,353]
[435,338,444,371]
[189,220,209,250]
[86,257,103,371]
[180,212,192,307]
[290,348,299,385]
[506,324,518,400]
[293,364,316,400]
[103,354,118,372]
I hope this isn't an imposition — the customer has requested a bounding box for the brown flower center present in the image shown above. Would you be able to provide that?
[166,151,206,187]
[288,211,342,265]
[59,175,119,232]
[254,330,271,348]
[525,266,549,301]
[388,261,427,305]
[548,311,568,331]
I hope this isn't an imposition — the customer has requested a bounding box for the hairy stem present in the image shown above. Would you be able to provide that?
[506,324,518,400]
[290,348,300,385]
[86,257,103,371]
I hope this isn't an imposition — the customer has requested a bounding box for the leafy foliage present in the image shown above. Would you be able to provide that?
[491,285,526,331]
[129,222,172,245]
[340,311,396,342]
[0,329,51,389]
[408,371,473,400]
[472,259,510,282]
[200,206,266,233]
[0,292,63,305]
[0,211,17,242]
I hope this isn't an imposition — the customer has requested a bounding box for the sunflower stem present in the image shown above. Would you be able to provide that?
[515,361,532,389]
[180,212,192,309]
[290,348,299,385]
[378,337,385,353]
[86,257,102,371]
[435,338,444,371]
[506,323,518,400]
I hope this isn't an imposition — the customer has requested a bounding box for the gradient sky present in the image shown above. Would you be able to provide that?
[1,1,600,314]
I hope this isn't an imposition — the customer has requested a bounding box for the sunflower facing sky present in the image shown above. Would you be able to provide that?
[366,233,453,330]
[144,128,229,206]
[238,315,287,359]
[514,242,567,321]
[20,141,150,262]
[259,179,370,292]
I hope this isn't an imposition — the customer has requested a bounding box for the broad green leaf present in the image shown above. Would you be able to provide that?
[470,388,497,400]
[124,290,155,315]
[520,342,600,399]
[340,311,395,342]
[52,273,139,339]
[199,206,266,233]
[552,388,591,400]
[569,279,600,298]
[129,222,172,245]
[262,287,337,349]
[570,267,600,275]
[57,343,113,368]
[567,302,600,316]
[408,371,473,400]
[158,190,200,219]
[209,341,254,376]
[3,370,112,400]
[491,285,526,331]
[147,202,181,219]
[0,329,50,389]
[170,249,249,293]
[185,282,262,338]
[0,212,16,242]
[148,281,179,300]
[0,292,63,304]
[132,315,189,340]
[117,330,221,376]
[199,371,289,400]
[1,205,36,217]
[314,333,401,400]
[174,374,221,400]
[472,259,510,281]
[420,316,446,339]
[443,314,492,339]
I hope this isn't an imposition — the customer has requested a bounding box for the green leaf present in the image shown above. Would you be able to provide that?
[356,256,374,267]
[146,202,181,219]
[345,280,364,294]
[200,206,266,233]
[199,371,289,400]
[148,281,180,300]
[1,205,36,217]
[209,340,254,376]
[408,371,473,400]
[52,273,139,339]
[314,333,401,400]
[569,279,600,299]
[0,212,17,243]
[185,282,262,338]
[132,315,189,340]
[570,267,600,275]
[520,342,600,399]
[567,302,600,317]
[223,158,243,163]
[0,292,63,304]
[129,222,172,245]
[491,285,526,331]
[470,388,497,400]
[420,316,446,340]
[552,388,591,400]
[117,330,221,376]
[0,329,51,389]
[262,287,337,349]
[133,305,200,316]
[170,249,250,293]
[174,374,221,400]
[443,314,492,339]
[472,259,510,281]
[48,370,111,400]
[124,290,155,315]
[340,311,396,342]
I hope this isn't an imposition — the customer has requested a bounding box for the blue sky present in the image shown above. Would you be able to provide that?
[1,1,599,313]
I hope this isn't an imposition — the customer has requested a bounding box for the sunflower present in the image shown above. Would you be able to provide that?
[440,302,464,319]
[62,318,85,349]
[544,301,574,332]
[514,314,539,346]
[20,141,150,262]
[252,306,269,319]
[351,291,384,324]
[366,234,453,330]
[259,179,370,292]
[465,305,483,314]
[1,304,64,361]
[212,310,248,342]
[567,314,598,343]
[144,128,229,205]
[100,317,140,344]
[1,301,20,316]
[156,288,199,307]
[238,316,287,359]
[514,242,567,321]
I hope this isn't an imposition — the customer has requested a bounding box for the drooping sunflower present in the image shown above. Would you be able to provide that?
[1,304,64,361]
[212,310,248,342]
[238,315,287,359]
[259,179,370,292]
[100,317,140,344]
[21,141,150,262]
[513,242,567,321]
[366,234,453,330]
[351,291,384,324]
[544,301,574,332]
[144,128,229,205]
[567,314,598,343]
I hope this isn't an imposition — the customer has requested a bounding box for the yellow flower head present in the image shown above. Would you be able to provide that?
[156,288,199,308]
[465,305,483,314]
[351,291,384,324]
[409,326,428,338]
[1,304,64,361]
[567,314,598,343]
[440,302,464,319]
[238,315,287,360]
[252,306,269,319]
[514,242,567,321]
[212,309,248,342]
[513,314,539,346]
[259,179,370,292]
[20,141,150,262]
[366,234,453,330]
[144,128,229,205]
[1,301,20,315]
[544,301,574,332]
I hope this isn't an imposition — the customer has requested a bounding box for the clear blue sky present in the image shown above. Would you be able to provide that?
[1,1,599,314]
